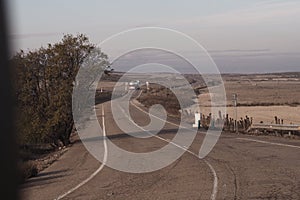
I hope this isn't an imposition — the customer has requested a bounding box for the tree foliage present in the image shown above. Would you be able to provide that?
[13,34,108,146]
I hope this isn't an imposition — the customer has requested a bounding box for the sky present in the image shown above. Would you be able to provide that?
[8,0,300,73]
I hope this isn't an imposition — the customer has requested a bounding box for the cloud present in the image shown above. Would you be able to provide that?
[210,51,300,58]
[208,49,270,54]
[174,1,300,27]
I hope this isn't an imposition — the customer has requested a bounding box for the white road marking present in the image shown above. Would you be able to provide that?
[236,138,300,149]
[204,160,218,200]
[132,101,183,128]
[135,90,143,99]
[55,105,108,200]
[128,102,218,200]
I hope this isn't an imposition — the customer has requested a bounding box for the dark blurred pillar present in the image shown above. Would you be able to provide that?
[0,0,19,199]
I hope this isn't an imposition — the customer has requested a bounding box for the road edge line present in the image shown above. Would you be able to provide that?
[55,104,108,200]
[129,101,218,200]
[236,137,300,149]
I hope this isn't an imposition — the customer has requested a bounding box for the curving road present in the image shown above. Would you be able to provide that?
[20,100,300,200]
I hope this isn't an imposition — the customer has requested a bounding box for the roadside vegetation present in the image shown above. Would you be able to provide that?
[12,34,108,180]
[137,84,195,117]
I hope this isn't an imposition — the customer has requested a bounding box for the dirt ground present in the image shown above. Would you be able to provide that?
[192,73,300,125]
[198,75,300,107]
[223,80,300,106]
[196,106,300,124]
[99,73,300,125]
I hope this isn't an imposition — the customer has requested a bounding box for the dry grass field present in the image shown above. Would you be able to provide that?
[197,73,300,106]
[97,72,300,125]
[194,73,300,125]
[197,106,300,125]
[224,80,300,107]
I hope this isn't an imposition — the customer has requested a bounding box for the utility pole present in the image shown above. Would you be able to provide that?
[232,93,238,133]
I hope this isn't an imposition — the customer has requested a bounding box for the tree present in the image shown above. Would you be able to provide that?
[13,34,108,146]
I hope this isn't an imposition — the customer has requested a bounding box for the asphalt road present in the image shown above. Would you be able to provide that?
[20,99,300,200]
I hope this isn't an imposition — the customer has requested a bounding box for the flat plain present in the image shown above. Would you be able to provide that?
[195,73,300,125]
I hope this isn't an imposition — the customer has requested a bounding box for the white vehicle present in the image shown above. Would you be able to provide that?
[104,65,114,75]
[128,80,140,90]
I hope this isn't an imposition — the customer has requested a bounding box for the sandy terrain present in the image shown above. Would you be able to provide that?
[224,80,300,106]
[190,73,300,125]
[195,106,300,125]
[198,80,300,106]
